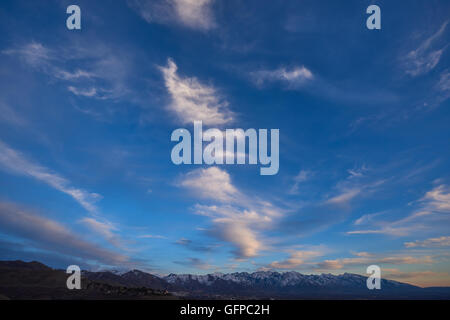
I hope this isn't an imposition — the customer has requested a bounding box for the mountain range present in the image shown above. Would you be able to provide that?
[1,260,449,299]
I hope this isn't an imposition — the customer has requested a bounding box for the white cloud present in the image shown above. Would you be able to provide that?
[67,86,98,97]
[160,59,233,125]
[180,167,238,202]
[0,140,101,213]
[173,0,216,30]
[326,189,360,205]
[193,202,275,258]
[250,66,313,88]
[179,167,282,258]
[422,184,450,212]
[55,69,96,81]
[129,0,216,31]
[214,219,262,258]
[347,164,369,179]
[404,20,449,76]
[405,236,450,248]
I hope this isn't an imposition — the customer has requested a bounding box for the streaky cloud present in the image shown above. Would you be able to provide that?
[160,58,233,125]
[0,140,101,213]
[0,202,128,267]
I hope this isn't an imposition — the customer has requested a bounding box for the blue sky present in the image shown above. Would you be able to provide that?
[0,0,449,286]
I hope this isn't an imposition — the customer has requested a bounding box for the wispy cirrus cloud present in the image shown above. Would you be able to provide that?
[67,86,99,98]
[80,217,128,250]
[2,42,53,68]
[3,42,96,85]
[0,202,128,267]
[250,65,314,88]
[139,234,167,239]
[159,58,233,125]
[54,69,97,81]
[128,0,216,31]
[422,184,450,212]
[0,140,101,213]
[277,169,387,239]
[326,189,361,206]
[0,142,149,265]
[325,170,384,207]
[353,211,387,226]
[435,70,450,103]
[315,252,433,271]
[403,20,449,77]
[0,102,27,126]
[2,42,130,102]
[347,184,450,236]
[405,236,450,248]
[289,170,313,195]
[0,139,145,256]
[438,70,450,91]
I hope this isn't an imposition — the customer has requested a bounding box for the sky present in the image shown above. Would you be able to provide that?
[0,0,449,287]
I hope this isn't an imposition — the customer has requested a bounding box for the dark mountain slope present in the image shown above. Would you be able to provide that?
[0,261,174,300]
